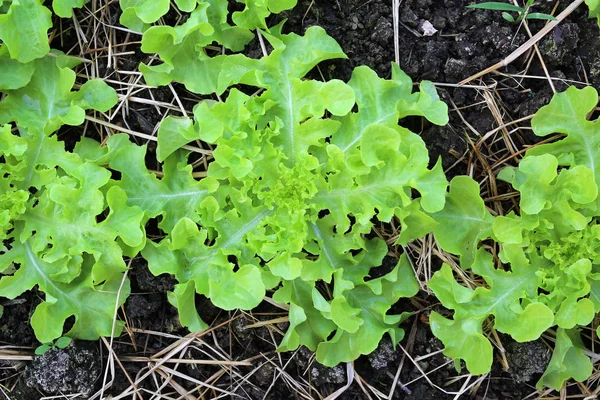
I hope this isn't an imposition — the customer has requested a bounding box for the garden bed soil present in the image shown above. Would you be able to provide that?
[1,0,599,399]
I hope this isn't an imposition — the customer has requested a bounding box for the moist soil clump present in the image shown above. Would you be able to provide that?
[3,342,100,399]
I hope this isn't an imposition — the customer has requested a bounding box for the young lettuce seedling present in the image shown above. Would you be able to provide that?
[35,337,73,356]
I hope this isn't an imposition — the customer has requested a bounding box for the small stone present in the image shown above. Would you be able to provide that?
[419,20,438,37]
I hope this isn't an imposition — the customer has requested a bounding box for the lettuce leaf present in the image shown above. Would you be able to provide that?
[0,0,89,62]
[0,46,35,90]
[106,136,219,233]
[432,176,494,269]
[0,0,52,63]
[537,329,593,390]
[527,86,600,188]
[313,255,418,366]
[119,0,170,31]
[52,0,87,18]
[232,0,298,29]
[144,216,267,312]
[120,0,296,49]
[0,53,117,134]
[138,2,303,94]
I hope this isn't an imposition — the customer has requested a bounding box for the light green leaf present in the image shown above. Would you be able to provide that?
[52,0,86,18]
[119,0,169,31]
[492,212,538,244]
[529,86,600,187]
[0,46,35,90]
[143,25,343,97]
[554,297,595,329]
[331,64,448,160]
[500,155,597,218]
[433,176,494,268]
[174,0,196,12]
[156,117,197,162]
[537,328,593,390]
[429,312,492,374]
[274,280,336,352]
[315,255,419,366]
[301,217,386,282]
[396,79,449,126]
[395,199,438,245]
[585,0,600,27]
[143,216,266,314]
[0,54,118,134]
[168,281,208,332]
[108,138,219,233]
[232,0,297,29]
[330,297,363,333]
[138,0,257,91]
[0,0,52,62]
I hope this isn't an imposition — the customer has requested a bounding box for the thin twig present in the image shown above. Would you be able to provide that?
[460,0,584,85]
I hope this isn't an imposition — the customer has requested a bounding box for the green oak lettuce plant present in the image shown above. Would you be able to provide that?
[100,25,451,366]
[0,129,137,344]
[0,52,143,343]
[429,86,600,390]
[0,0,139,345]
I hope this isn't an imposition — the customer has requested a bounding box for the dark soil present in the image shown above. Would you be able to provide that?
[0,293,36,346]
[2,0,599,399]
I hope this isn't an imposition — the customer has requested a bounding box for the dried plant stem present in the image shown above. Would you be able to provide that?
[460,0,585,85]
